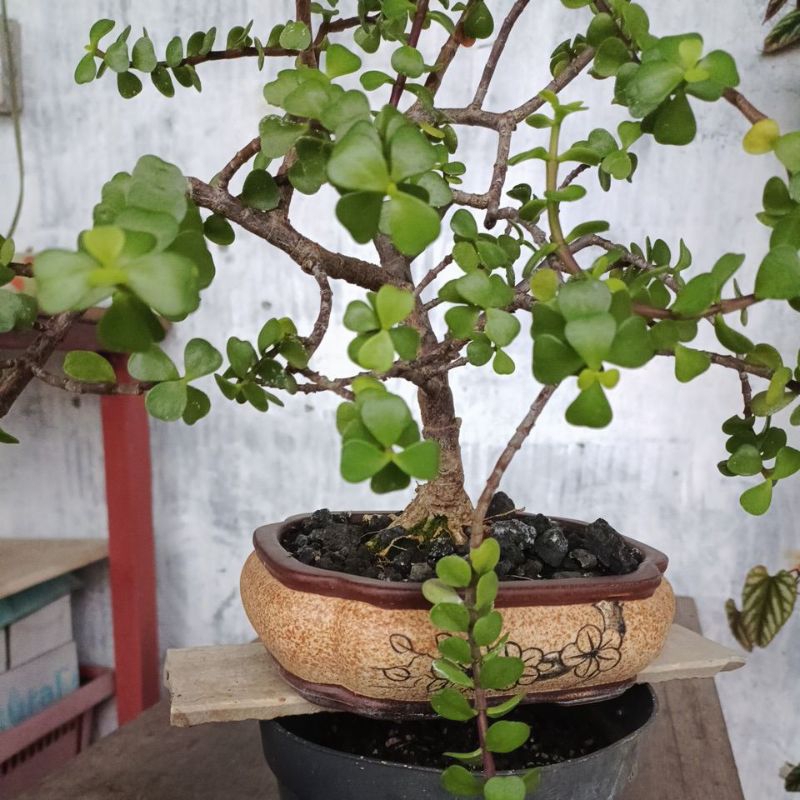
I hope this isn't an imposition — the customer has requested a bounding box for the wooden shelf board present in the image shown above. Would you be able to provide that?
[0,537,109,600]
[164,623,746,728]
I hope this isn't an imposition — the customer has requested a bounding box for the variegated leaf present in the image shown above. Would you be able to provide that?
[725,598,753,652]
[741,566,797,647]
[764,9,800,53]
[765,0,791,22]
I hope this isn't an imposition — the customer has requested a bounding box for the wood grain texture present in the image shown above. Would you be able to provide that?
[164,618,744,727]
[16,597,744,800]
[619,598,745,800]
[0,538,108,600]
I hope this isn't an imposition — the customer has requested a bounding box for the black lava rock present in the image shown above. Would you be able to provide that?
[569,548,598,570]
[495,559,514,579]
[520,559,544,579]
[426,535,456,564]
[566,518,643,574]
[487,491,516,518]
[295,545,317,565]
[491,519,538,554]
[527,513,554,536]
[534,526,569,568]
[409,563,434,582]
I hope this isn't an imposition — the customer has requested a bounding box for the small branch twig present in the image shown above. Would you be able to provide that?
[470,383,558,548]
[415,255,453,297]
[559,163,591,190]
[485,123,514,226]
[471,0,530,108]
[189,178,395,292]
[304,267,332,356]
[739,370,754,418]
[0,312,80,417]
[216,137,260,192]
[723,88,768,125]
[29,364,151,396]
[389,0,430,107]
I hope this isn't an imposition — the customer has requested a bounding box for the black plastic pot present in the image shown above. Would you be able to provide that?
[260,683,656,800]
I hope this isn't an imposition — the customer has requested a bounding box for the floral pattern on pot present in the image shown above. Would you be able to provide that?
[374,601,626,693]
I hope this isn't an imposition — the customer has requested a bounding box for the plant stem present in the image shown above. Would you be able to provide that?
[546,120,581,275]
[1,0,24,239]
[470,384,558,548]
[465,585,496,779]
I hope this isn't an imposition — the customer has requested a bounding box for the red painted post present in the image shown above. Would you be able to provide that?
[100,355,160,725]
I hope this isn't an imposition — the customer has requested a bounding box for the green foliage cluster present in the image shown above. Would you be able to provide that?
[2,0,800,793]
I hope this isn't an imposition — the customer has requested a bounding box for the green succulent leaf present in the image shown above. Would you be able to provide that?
[422,579,463,605]
[341,439,390,482]
[394,440,440,479]
[63,351,117,384]
[473,610,503,646]
[436,555,473,588]
[128,346,180,382]
[674,344,711,383]
[471,538,501,574]
[431,688,476,721]
[430,603,471,634]
[485,721,531,753]
[441,765,482,798]
[146,380,188,422]
[386,191,440,256]
[739,480,774,516]
[565,383,613,428]
[479,657,524,690]
[361,393,412,446]
[484,776,527,800]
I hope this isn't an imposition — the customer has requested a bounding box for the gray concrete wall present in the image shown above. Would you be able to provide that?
[0,1,797,796]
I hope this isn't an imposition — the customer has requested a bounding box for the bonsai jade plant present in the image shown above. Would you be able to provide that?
[1,0,800,796]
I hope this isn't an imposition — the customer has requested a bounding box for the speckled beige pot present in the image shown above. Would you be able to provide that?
[241,513,675,717]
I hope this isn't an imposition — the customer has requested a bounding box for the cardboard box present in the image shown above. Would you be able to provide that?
[8,595,72,669]
[0,641,79,731]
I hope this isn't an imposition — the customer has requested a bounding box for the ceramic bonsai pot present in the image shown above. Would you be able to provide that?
[259,683,657,800]
[240,512,675,717]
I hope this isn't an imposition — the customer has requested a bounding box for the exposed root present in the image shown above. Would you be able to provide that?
[392,479,474,545]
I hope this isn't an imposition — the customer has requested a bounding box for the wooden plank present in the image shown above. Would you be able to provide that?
[620,597,745,799]
[164,621,745,728]
[14,701,275,800]
[0,538,108,600]
[16,596,743,800]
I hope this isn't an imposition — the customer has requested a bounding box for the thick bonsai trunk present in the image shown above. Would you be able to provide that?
[394,375,473,544]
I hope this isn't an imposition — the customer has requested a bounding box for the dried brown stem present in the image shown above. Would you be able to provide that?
[470,384,558,548]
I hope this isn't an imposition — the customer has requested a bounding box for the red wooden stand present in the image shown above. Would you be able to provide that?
[100,356,160,724]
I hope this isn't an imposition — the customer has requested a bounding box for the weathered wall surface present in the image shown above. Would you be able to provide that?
[0,1,797,796]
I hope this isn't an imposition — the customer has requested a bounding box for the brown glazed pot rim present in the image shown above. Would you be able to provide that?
[253,512,668,610]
